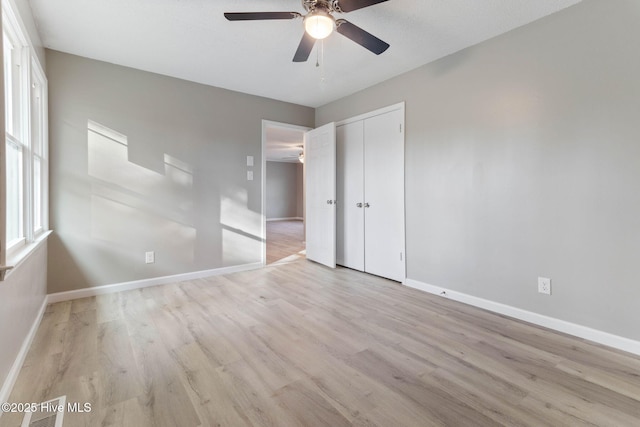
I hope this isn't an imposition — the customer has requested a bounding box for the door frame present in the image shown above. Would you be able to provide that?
[335,101,406,282]
[261,120,312,266]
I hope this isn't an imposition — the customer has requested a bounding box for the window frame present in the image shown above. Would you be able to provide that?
[30,56,47,237]
[2,0,49,267]
[5,132,24,249]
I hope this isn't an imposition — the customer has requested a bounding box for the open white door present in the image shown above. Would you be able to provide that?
[304,122,336,268]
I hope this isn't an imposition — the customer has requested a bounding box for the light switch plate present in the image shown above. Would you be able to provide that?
[247,156,254,167]
[247,170,254,181]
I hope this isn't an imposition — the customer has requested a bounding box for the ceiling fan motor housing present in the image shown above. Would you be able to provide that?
[303,0,342,14]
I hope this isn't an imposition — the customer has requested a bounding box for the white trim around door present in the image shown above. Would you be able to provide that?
[261,120,312,265]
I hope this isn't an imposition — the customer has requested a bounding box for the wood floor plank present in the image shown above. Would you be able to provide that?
[183,310,244,367]
[148,299,195,351]
[425,366,536,427]
[266,220,305,265]
[95,400,125,427]
[3,259,640,427]
[97,319,143,407]
[555,358,640,401]
[121,397,155,427]
[57,309,99,382]
[273,380,352,427]
[171,343,254,427]
[212,313,306,393]
[344,347,498,426]
[216,359,300,427]
[517,394,607,427]
[95,292,124,324]
[128,327,201,427]
[71,296,97,314]
[22,312,67,369]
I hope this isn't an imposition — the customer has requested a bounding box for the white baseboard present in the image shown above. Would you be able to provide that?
[404,278,640,357]
[266,217,303,222]
[0,296,48,405]
[47,262,264,303]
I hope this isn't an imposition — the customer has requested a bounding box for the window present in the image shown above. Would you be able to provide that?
[3,15,26,251]
[31,62,47,235]
[6,135,23,245]
[2,0,48,261]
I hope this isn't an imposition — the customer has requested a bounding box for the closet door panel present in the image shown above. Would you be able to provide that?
[336,121,365,271]
[363,109,405,282]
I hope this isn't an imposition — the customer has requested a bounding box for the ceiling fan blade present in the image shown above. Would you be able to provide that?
[336,20,389,55]
[293,32,316,62]
[336,0,388,13]
[224,12,301,21]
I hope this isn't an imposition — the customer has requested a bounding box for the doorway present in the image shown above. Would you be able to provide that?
[262,121,310,265]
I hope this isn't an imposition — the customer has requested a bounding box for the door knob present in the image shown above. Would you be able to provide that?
[364,203,370,208]
[327,200,333,205]
[356,202,363,208]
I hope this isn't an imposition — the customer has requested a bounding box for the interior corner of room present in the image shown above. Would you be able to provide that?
[2,0,640,424]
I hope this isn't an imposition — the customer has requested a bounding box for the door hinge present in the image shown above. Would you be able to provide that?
[400,252,403,261]
[399,123,402,133]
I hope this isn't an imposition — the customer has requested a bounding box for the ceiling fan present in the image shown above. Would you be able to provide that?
[224,0,390,62]
[281,145,305,162]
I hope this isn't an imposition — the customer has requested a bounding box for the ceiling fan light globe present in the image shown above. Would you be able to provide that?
[304,12,335,39]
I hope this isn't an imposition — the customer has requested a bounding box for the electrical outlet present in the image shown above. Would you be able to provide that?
[145,251,155,264]
[247,170,254,181]
[538,277,551,295]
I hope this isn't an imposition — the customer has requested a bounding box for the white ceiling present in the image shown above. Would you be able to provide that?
[29,0,581,108]
[265,126,306,163]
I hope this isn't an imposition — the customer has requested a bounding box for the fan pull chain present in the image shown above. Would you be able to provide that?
[317,40,326,84]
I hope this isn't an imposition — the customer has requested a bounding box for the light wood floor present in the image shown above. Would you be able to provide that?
[2,260,640,427]
[266,220,305,265]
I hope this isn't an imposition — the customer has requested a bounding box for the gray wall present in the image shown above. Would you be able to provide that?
[266,161,302,220]
[0,244,48,399]
[47,50,314,293]
[317,0,640,342]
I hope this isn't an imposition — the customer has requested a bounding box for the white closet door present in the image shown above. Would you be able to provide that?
[304,122,337,268]
[336,121,365,271]
[364,109,405,282]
